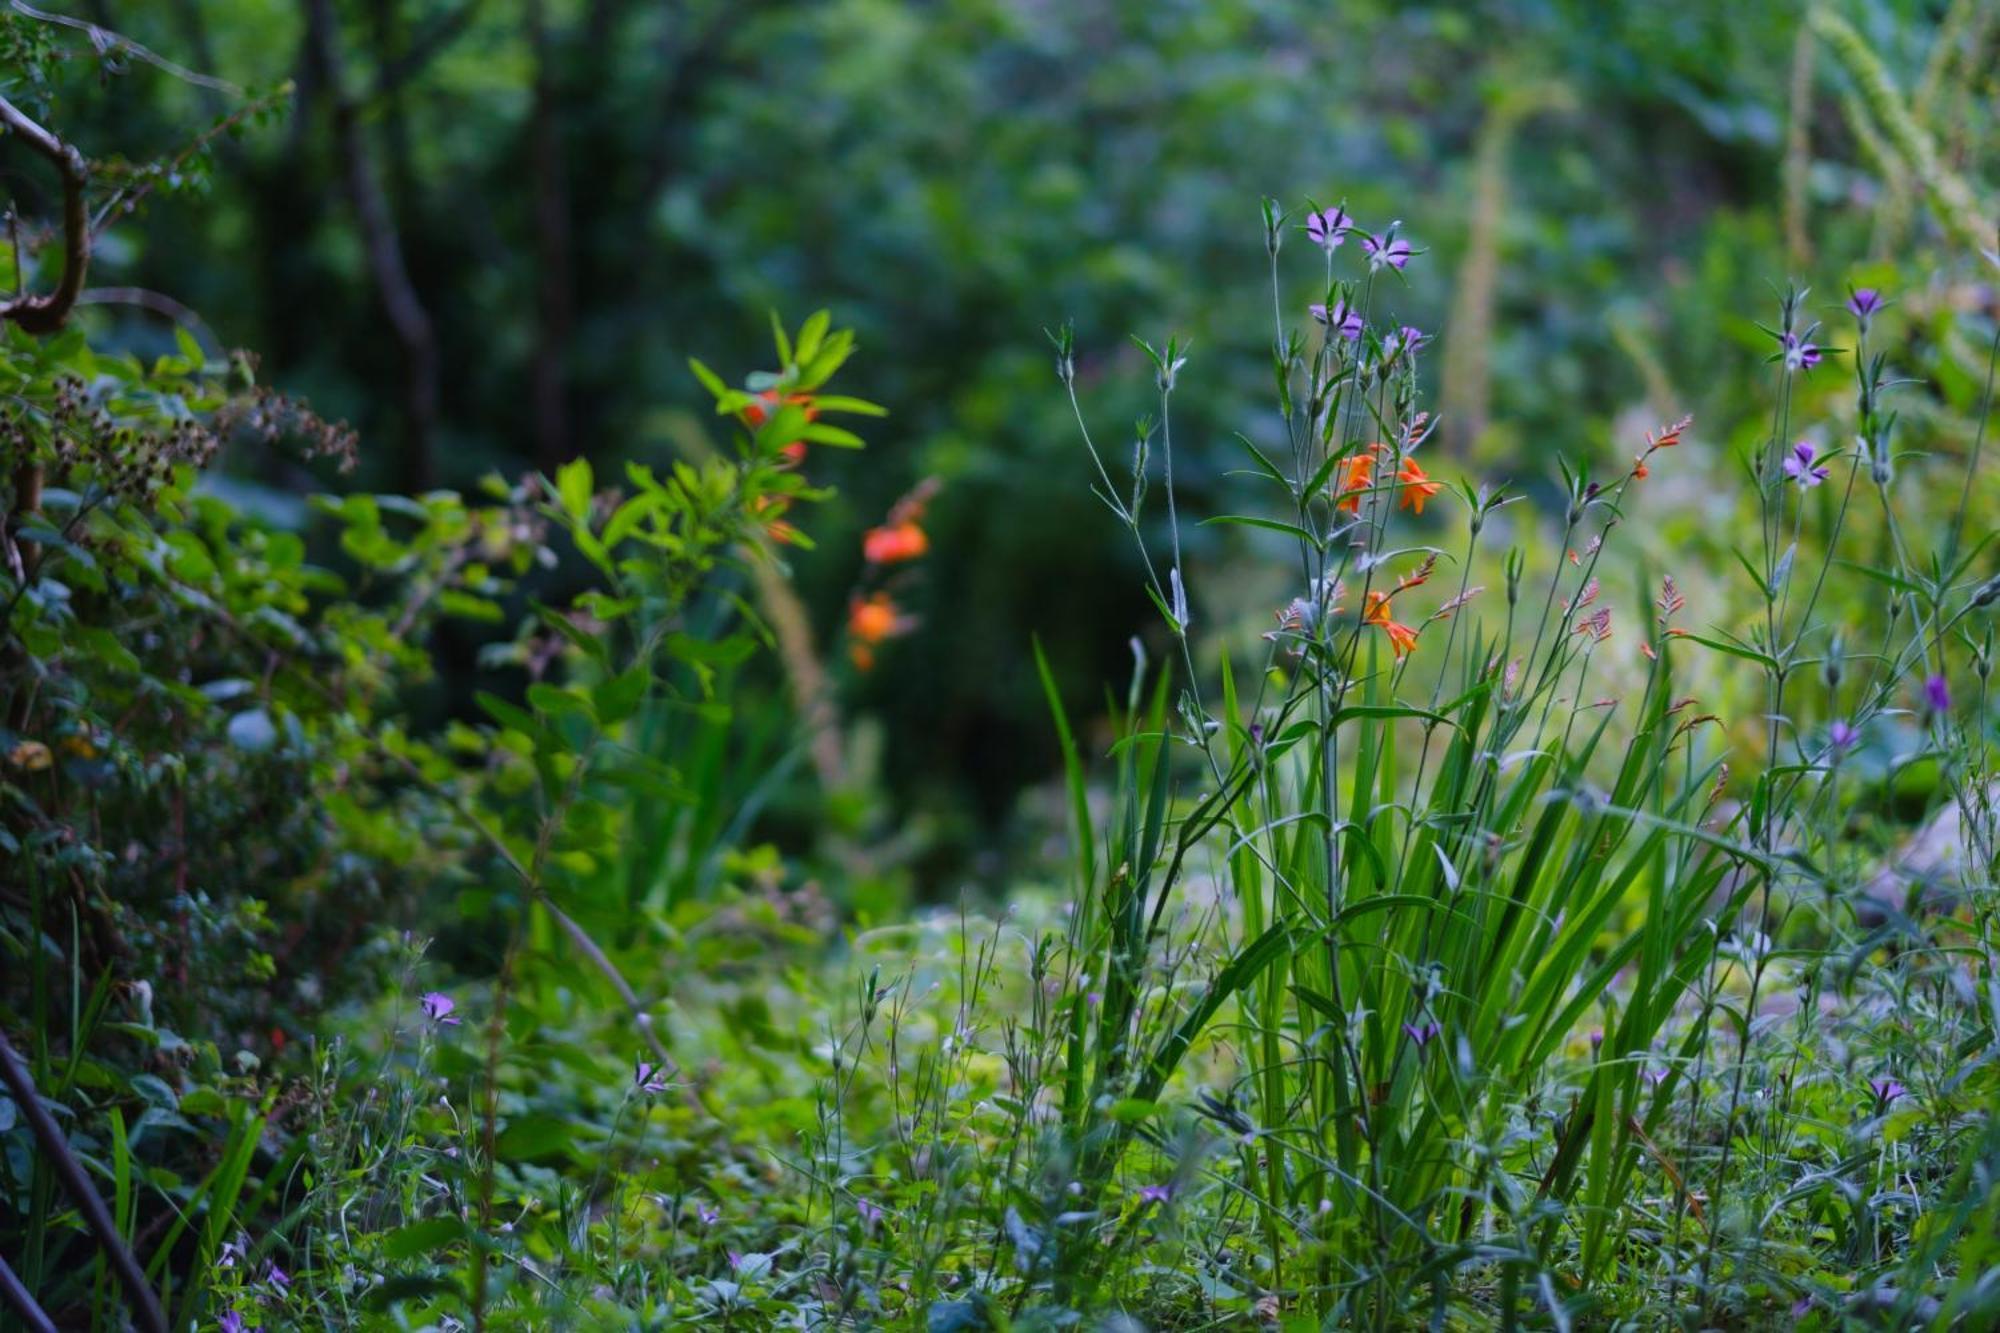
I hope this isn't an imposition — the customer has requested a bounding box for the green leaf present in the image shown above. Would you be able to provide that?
[1201,513,1322,548]
[380,1217,469,1261]
[593,667,651,726]
[555,457,594,521]
[1135,924,1293,1102]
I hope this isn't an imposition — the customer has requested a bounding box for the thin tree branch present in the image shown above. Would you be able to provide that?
[372,0,486,100]
[7,1,241,94]
[0,1251,56,1333]
[76,285,223,356]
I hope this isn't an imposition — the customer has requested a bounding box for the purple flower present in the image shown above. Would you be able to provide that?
[1925,673,1951,714]
[1783,442,1828,489]
[1868,1077,1906,1105]
[419,992,460,1027]
[695,1201,721,1227]
[1847,287,1883,323]
[1781,333,1822,372]
[1309,299,1364,340]
[1136,1183,1173,1206]
[1827,719,1858,755]
[217,1235,248,1270]
[635,1060,670,1095]
[727,1250,744,1271]
[263,1261,289,1294]
[855,1198,884,1229]
[1362,233,1412,271]
[1304,206,1352,254]
[1642,1065,1669,1087]
[1381,326,1425,365]
[220,1313,246,1333]
[1401,1021,1441,1048]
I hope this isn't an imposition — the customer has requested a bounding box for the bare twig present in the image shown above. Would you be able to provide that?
[7,1,241,94]
[76,285,222,355]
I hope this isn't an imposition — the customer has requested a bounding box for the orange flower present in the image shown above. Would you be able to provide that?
[738,389,820,428]
[1646,414,1691,449]
[1335,446,1378,514]
[1632,455,1649,479]
[1363,590,1420,658]
[848,592,913,670]
[740,391,820,466]
[863,520,929,564]
[753,493,801,545]
[1396,456,1441,514]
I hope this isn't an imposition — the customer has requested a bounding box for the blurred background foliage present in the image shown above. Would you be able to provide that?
[11,0,1998,894]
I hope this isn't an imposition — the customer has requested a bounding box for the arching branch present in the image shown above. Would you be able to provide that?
[0,94,89,335]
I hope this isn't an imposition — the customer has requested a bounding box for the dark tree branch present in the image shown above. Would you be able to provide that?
[0,94,89,335]
[0,1251,56,1333]
[371,0,487,100]
[529,0,574,468]
[304,0,439,490]
[0,1030,168,1333]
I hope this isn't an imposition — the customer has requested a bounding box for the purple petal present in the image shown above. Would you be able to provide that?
[1925,674,1951,713]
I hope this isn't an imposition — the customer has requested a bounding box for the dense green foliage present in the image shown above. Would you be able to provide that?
[3,2,2000,1330]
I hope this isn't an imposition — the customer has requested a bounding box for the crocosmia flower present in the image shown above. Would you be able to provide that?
[1333,446,1378,514]
[1396,457,1441,515]
[848,592,915,671]
[1363,590,1420,659]
[862,520,929,564]
[1783,442,1828,488]
[1309,299,1364,340]
[419,992,460,1027]
[1304,206,1351,253]
[1362,234,1412,271]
